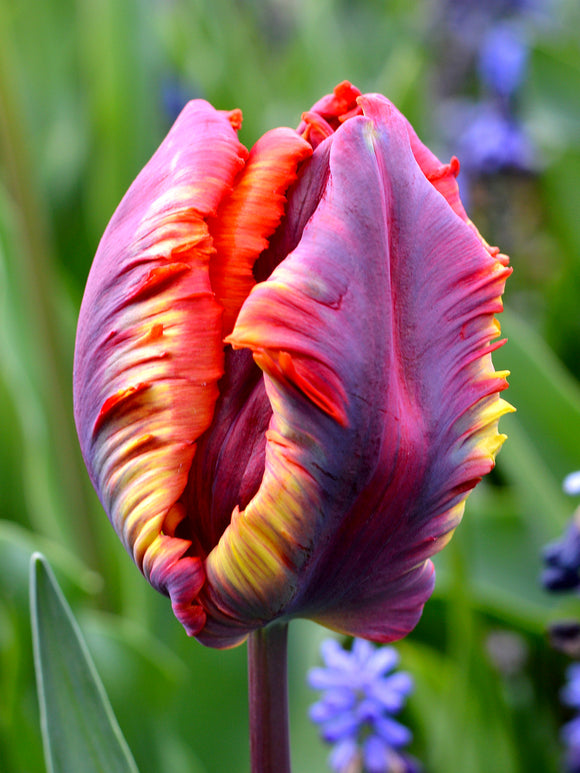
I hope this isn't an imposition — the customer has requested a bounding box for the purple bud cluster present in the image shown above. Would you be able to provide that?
[542,515,580,593]
[542,472,580,772]
[561,664,580,773]
[439,0,545,178]
[308,638,420,773]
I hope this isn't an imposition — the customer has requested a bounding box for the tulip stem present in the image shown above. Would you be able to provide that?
[247,622,291,773]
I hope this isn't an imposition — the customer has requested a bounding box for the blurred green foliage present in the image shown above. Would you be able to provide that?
[1,0,580,771]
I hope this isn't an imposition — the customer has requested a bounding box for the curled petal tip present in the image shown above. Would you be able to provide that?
[147,543,207,636]
[226,108,243,131]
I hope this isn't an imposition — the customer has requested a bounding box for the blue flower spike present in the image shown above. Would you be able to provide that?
[308,638,420,773]
[478,21,529,99]
[561,663,580,773]
[542,472,580,593]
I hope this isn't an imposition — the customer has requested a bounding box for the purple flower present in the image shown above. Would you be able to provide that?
[456,101,535,174]
[542,517,580,592]
[445,0,548,31]
[308,638,420,773]
[441,0,543,51]
[561,664,580,773]
[478,22,529,98]
[541,473,580,592]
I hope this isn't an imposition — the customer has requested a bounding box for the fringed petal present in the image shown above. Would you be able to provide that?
[297,81,363,147]
[199,94,511,645]
[209,127,312,337]
[73,100,247,635]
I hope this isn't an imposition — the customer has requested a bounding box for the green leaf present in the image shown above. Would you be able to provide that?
[30,553,139,773]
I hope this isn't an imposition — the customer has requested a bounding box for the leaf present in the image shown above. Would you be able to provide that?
[30,553,139,773]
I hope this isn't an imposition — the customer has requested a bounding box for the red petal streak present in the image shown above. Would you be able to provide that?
[92,383,150,435]
[209,128,312,337]
[249,348,349,427]
[127,262,192,302]
[74,101,248,635]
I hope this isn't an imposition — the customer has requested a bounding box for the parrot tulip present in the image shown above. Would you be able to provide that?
[73,81,512,650]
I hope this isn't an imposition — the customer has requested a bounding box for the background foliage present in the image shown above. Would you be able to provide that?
[1,0,580,771]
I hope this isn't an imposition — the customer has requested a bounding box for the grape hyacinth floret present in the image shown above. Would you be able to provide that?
[436,0,543,182]
[308,638,419,773]
[478,21,529,99]
[561,663,580,773]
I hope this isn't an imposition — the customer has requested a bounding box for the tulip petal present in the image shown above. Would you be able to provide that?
[73,100,248,634]
[296,80,363,147]
[181,346,272,556]
[202,94,511,645]
[209,127,312,337]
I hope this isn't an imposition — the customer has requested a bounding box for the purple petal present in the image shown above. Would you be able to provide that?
[73,100,248,638]
[321,638,358,671]
[375,715,413,748]
[309,688,357,721]
[365,646,400,678]
[308,666,355,691]
[351,638,375,667]
[356,698,383,724]
[237,93,511,641]
[562,715,580,746]
[329,737,359,773]
[192,90,510,646]
[321,711,360,743]
[363,734,389,773]
[478,22,529,98]
[370,673,414,712]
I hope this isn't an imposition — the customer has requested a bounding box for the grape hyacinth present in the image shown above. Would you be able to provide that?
[478,21,529,99]
[542,472,580,656]
[455,102,535,176]
[561,663,580,773]
[308,638,419,773]
[542,473,580,768]
[435,0,544,182]
[542,473,580,593]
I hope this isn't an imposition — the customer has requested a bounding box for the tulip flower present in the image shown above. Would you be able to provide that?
[73,81,511,771]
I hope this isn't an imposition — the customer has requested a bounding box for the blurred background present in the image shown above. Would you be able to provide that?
[1,0,580,771]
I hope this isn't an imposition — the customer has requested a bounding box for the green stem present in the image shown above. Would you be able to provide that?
[247,623,291,773]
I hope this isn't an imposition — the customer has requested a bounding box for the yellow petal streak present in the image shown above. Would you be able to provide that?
[75,102,249,634]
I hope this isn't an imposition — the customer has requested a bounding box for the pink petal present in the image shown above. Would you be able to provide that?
[203,94,511,645]
[73,101,247,634]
